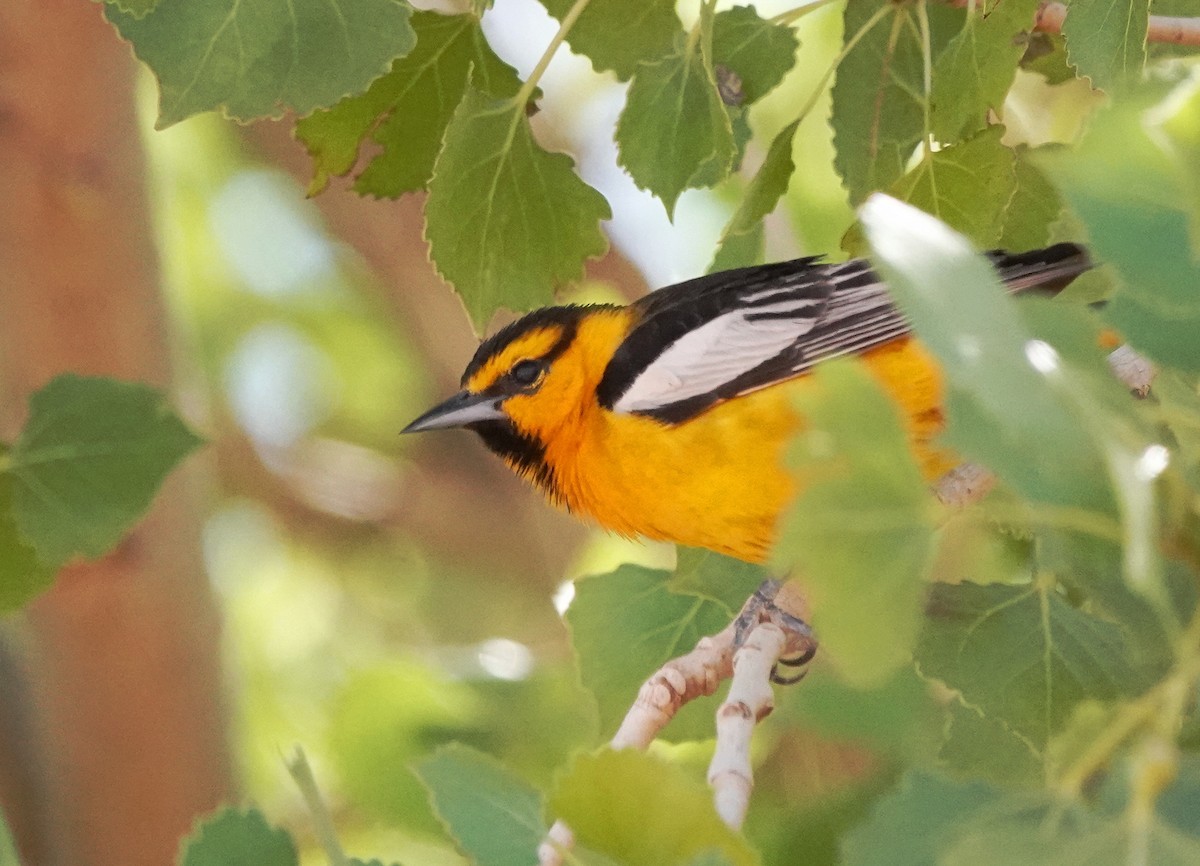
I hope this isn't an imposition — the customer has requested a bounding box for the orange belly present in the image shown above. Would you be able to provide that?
[543,337,953,562]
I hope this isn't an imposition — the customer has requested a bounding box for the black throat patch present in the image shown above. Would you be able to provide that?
[469,418,560,501]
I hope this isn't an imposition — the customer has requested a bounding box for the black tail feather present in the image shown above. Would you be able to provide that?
[986,242,1092,295]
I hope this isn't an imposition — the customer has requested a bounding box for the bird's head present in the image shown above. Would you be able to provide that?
[402,304,625,483]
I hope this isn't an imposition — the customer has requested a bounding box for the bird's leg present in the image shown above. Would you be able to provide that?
[706,579,816,828]
[734,578,818,684]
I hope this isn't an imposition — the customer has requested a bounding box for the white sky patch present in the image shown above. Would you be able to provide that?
[210,170,335,297]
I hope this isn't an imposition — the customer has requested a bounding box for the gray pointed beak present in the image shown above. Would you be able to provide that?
[402,390,505,433]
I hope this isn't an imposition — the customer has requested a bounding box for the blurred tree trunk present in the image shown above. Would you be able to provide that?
[0,2,231,864]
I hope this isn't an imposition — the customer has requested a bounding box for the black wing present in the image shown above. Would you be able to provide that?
[596,244,1089,424]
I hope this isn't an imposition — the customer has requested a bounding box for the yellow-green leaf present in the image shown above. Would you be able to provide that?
[106,0,417,128]
[425,88,611,328]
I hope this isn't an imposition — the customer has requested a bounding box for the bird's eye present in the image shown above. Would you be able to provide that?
[509,359,545,386]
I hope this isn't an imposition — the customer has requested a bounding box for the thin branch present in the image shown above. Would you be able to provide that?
[611,621,739,750]
[515,0,593,108]
[771,0,840,26]
[1035,2,1200,46]
[285,747,349,866]
[708,622,789,830]
[945,0,1200,47]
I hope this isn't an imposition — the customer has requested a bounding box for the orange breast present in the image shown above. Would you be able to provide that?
[543,337,952,563]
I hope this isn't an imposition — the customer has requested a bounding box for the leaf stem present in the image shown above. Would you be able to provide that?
[1057,605,1200,797]
[285,746,349,866]
[793,1,895,129]
[515,0,593,108]
[686,0,719,56]
[915,0,934,158]
[771,0,841,26]
[982,502,1126,546]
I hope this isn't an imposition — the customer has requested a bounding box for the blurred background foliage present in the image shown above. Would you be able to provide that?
[3,0,1199,864]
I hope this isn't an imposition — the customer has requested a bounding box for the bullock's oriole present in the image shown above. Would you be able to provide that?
[403,244,1089,564]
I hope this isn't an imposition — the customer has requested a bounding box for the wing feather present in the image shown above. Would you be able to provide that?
[599,244,1090,424]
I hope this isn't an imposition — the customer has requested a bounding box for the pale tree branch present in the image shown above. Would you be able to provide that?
[1033,3,1200,46]
[943,0,1200,46]
[707,623,789,830]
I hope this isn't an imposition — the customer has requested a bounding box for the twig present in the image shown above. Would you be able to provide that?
[611,620,739,749]
[1108,345,1156,397]
[1037,3,1200,46]
[514,0,593,108]
[934,462,997,508]
[945,0,1200,47]
[284,746,349,866]
[708,622,789,829]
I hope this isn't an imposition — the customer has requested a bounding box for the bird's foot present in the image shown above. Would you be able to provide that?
[733,579,818,685]
[537,580,817,864]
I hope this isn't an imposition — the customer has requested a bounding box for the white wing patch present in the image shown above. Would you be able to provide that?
[612,302,818,414]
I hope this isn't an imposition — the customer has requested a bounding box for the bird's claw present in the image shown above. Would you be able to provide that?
[733,579,817,685]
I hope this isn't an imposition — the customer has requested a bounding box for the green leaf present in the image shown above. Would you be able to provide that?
[711,6,799,104]
[709,221,764,272]
[669,547,768,613]
[997,150,1063,251]
[1158,71,1200,253]
[852,768,1200,866]
[1020,33,1077,85]
[1009,300,1178,625]
[787,664,935,756]
[0,470,56,612]
[178,807,298,866]
[683,853,737,866]
[944,811,1200,866]
[1040,94,1200,373]
[8,375,202,567]
[771,360,938,688]
[844,126,1018,254]
[939,700,1041,787]
[102,0,161,18]
[329,661,484,828]
[916,581,1143,747]
[831,1,962,203]
[1045,700,1119,781]
[549,750,758,866]
[711,119,798,269]
[414,744,546,866]
[106,0,417,128]
[539,0,682,80]
[930,0,1041,142]
[616,24,735,217]
[295,11,523,197]
[425,87,611,328]
[565,565,732,741]
[842,770,1002,866]
[858,195,1109,511]
[1061,0,1149,92]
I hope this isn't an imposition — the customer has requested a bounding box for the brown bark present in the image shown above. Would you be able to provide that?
[0,2,231,864]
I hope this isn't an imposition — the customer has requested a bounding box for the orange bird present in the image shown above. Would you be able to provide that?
[403,244,1089,565]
